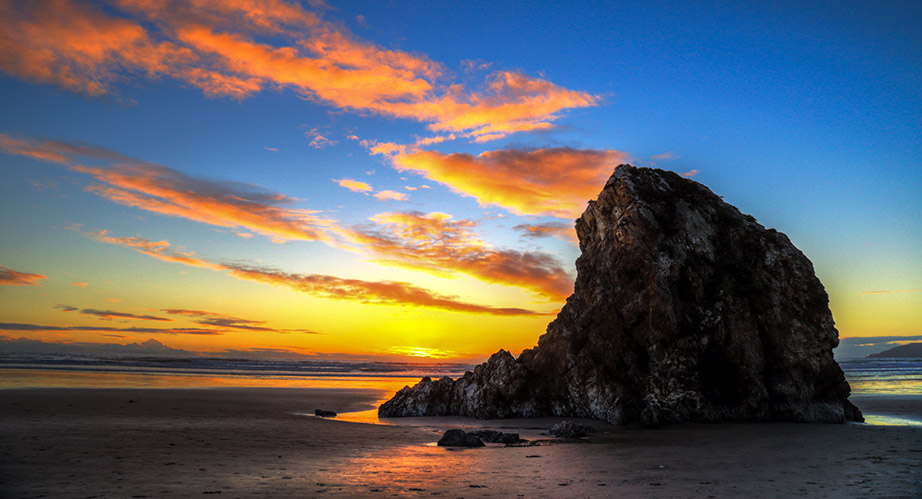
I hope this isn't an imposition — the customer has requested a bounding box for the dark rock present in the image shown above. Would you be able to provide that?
[314,409,337,417]
[379,165,861,425]
[437,429,484,447]
[549,421,595,438]
[468,430,522,444]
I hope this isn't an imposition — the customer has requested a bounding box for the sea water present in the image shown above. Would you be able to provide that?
[0,353,471,392]
[1,354,919,424]
[838,358,922,396]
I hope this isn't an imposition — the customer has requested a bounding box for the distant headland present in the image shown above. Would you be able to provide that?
[868,342,922,359]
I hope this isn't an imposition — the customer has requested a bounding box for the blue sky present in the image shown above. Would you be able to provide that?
[0,0,919,359]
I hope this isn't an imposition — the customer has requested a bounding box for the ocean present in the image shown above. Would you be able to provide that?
[1,354,919,424]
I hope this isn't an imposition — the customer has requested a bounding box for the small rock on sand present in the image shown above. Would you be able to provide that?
[550,421,595,438]
[437,429,484,447]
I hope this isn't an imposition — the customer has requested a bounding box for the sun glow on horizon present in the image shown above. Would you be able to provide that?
[1,0,920,363]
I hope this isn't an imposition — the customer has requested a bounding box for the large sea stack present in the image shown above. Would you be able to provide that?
[380,165,862,426]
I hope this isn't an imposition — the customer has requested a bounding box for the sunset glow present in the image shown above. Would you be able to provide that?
[1,0,920,362]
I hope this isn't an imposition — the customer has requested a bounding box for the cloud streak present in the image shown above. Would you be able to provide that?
[0,0,597,141]
[0,134,334,243]
[161,308,319,333]
[514,222,577,244]
[334,178,372,193]
[373,190,408,201]
[77,308,172,322]
[89,230,548,316]
[0,322,222,335]
[0,266,47,286]
[347,211,573,300]
[392,147,627,218]
[858,289,919,295]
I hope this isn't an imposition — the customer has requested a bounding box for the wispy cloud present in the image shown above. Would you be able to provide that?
[89,230,549,316]
[51,305,318,334]
[514,222,577,243]
[651,151,677,161]
[69,281,89,288]
[77,308,173,322]
[0,0,596,141]
[346,211,573,300]
[334,178,373,193]
[0,134,335,243]
[858,289,918,295]
[392,147,626,218]
[161,308,319,333]
[681,169,699,177]
[373,190,408,201]
[0,266,47,286]
[305,128,335,149]
[0,322,222,335]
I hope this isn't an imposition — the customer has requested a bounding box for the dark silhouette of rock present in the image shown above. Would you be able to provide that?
[468,430,523,444]
[437,429,484,447]
[549,421,595,438]
[314,409,337,417]
[379,165,862,426]
[868,342,922,358]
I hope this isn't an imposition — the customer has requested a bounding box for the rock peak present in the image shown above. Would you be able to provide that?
[379,165,861,425]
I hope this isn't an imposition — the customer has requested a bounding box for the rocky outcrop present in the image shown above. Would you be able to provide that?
[437,429,484,447]
[379,165,862,426]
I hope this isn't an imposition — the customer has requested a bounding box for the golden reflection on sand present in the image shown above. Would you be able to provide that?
[0,368,418,393]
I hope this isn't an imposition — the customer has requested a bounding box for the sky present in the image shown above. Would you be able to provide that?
[0,0,920,361]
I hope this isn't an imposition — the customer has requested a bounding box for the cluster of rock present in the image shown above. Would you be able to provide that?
[549,421,595,438]
[436,429,523,447]
[380,165,862,426]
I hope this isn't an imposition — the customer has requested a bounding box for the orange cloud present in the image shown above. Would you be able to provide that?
[0,134,335,243]
[347,211,573,300]
[374,190,408,201]
[334,178,373,193]
[681,169,699,177]
[0,0,597,141]
[69,282,89,288]
[392,147,627,218]
[0,0,188,96]
[90,230,548,316]
[858,289,919,295]
[362,140,407,156]
[0,266,47,286]
[651,151,677,161]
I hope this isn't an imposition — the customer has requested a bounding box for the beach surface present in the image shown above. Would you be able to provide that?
[1,388,920,498]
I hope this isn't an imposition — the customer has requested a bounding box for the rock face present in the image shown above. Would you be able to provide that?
[379,165,862,426]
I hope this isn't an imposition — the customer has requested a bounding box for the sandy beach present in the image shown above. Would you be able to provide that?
[1,388,920,498]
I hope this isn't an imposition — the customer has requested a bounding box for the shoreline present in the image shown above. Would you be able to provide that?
[2,387,921,498]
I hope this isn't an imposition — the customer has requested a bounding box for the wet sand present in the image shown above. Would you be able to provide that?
[1,388,920,498]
